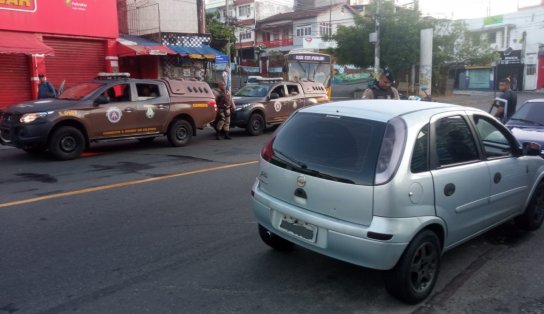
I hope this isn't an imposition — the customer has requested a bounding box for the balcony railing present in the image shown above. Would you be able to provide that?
[256,38,293,48]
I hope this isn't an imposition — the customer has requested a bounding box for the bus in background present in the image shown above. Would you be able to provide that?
[285,51,333,98]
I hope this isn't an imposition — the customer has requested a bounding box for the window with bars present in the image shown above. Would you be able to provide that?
[320,22,332,36]
[296,25,312,37]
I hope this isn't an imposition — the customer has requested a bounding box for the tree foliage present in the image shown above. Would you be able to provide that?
[330,0,499,75]
[206,12,236,53]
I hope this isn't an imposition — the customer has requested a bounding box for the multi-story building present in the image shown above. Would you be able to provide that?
[255,3,359,53]
[118,0,225,79]
[206,0,293,61]
[458,1,544,91]
[0,0,119,109]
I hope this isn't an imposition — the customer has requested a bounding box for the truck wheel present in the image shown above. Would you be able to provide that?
[246,113,265,136]
[515,182,544,231]
[258,224,294,251]
[48,126,85,160]
[384,230,441,304]
[168,119,193,147]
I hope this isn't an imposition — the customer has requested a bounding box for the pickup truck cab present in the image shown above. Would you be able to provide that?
[0,74,216,160]
[231,79,329,135]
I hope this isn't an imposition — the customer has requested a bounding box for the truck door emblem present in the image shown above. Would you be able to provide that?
[274,101,282,112]
[146,107,155,119]
[106,107,122,123]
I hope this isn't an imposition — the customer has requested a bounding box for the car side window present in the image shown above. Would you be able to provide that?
[411,124,429,173]
[104,84,131,102]
[136,83,160,100]
[271,85,285,98]
[434,115,479,167]
[286,84,300,96]
[472,115,514,158]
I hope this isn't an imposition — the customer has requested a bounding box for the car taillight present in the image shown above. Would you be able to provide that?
[261,135,275,161]
[208,99,217,111]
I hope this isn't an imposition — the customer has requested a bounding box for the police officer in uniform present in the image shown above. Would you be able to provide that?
[214,81,235,140]
[362,69,400,100]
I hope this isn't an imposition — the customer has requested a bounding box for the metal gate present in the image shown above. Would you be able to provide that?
[43,37,106,90]
[0,54,31,109]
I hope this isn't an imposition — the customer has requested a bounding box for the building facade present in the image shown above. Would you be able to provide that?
[461,3,544,91]
[0,0,119,109]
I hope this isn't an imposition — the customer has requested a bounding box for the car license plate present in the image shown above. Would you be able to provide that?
[279,215,317,242]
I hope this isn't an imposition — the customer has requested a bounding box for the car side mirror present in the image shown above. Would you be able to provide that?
[522,142,541,156]
[270,93,279,100]
[94,95,110,105]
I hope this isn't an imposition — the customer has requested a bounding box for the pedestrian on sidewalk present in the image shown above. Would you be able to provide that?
[493,78,517,122]
[38,74,56,99]
[222,65,231,93]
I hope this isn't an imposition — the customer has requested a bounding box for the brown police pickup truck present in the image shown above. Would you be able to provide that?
[231,79,329,135]
[0,75,217,160]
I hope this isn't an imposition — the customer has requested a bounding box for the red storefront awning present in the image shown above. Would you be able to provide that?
[0,30,54,55]
[117,34,176,57]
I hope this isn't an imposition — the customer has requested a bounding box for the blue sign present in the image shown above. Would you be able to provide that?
[216,55,229,64]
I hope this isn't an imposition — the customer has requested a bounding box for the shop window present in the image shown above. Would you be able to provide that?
[527,64,536,75]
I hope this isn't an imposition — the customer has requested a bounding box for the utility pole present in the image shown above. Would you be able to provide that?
[225,0,232,93]
[374,0,380,74]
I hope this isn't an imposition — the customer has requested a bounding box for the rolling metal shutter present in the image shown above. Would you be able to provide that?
[43,37,106,90]
[0,54,31,110]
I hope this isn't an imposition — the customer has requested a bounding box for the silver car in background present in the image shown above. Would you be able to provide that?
[251,100,544,304]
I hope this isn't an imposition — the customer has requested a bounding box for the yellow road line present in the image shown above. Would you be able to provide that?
[0,160,258,209]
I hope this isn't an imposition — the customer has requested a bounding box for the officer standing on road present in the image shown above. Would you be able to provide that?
[37,74,56,99]
[493,78,517,122]
[362,69,400,100]
[214,81,235,140]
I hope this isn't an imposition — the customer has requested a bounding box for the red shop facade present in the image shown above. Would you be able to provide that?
[0,0,119,109]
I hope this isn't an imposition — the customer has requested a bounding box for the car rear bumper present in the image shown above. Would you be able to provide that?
[251,179,436,270]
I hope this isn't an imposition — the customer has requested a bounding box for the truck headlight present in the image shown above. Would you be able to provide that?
[235,104,251,111]
[20,111,53,124]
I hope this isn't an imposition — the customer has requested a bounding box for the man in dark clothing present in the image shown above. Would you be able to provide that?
[362,69,400,100]
[493,78,517,122]
[213,81,235,140]
[37,74,56,99]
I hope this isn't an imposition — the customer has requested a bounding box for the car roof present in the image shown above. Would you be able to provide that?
[525,98,544,103]
[300,100,477,122]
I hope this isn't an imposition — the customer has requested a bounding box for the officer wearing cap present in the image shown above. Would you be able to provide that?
[362,69,400,100]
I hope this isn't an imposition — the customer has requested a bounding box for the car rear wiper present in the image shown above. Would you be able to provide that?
[510,118,544,126]
[274,149,308,169]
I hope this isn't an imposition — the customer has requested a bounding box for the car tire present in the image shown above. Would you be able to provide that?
[514,182,544,231]
[137,137,156,143]
[384,230,441,304]
[258,224,294,251]
[48,126,86,160]
[23,146,47,154]
[167,119,193,147]
[246,113,265,136]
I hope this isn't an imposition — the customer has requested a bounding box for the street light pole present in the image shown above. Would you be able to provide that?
[374,0,380,74]
[225,0,232,93]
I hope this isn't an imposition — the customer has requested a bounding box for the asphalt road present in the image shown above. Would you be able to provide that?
[1,108,544,313]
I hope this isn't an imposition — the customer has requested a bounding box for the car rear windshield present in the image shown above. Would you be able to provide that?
[272,112,386,185]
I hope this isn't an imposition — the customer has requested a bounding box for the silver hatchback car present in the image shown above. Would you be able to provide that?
[251,100,544,304]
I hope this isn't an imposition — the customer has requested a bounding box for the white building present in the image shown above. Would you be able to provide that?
[461,3,544,90]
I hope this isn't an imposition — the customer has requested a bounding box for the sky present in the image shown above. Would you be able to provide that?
[398,0,542,19]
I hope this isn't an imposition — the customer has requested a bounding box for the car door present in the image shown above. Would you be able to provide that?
[87,83,142,139]
[132,82,170,133]
[266,84,289,123]
[470,113,531,221]
[430,113,491,246]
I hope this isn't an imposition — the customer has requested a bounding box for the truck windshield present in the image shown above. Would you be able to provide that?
[235,85,270,97]
[58,83,104,100]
